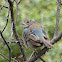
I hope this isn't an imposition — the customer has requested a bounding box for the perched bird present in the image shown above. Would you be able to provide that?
[20,19,53,49]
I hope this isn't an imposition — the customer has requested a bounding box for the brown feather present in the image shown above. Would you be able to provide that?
[29,23,43,30]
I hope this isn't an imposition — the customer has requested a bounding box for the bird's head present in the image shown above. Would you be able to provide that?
[20,21,28,28]
[20,19,37,28]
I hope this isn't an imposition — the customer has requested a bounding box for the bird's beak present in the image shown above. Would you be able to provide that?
[20,22,28,27]
[20,22,26,25]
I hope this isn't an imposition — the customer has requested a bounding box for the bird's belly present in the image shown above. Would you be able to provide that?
[25,40,43,49]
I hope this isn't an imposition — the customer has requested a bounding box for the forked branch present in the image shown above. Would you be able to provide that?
[7,0,27,61]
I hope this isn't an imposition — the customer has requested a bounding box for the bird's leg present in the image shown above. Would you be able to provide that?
[33,49,46,62]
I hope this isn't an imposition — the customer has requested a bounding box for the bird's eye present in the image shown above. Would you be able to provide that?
[27,21,29,23]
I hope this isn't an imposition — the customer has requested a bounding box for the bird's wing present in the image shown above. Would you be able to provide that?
[28,23,49,40]
[41,29,49,40]
[23,28,40,41]
[23,25,53,48]
[30,27,53,48]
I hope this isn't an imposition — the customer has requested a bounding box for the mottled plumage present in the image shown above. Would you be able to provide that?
[20,19,53,49]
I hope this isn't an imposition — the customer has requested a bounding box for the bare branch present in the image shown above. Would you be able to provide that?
[54,0,61,37]
[0,41,18,44]
[14,0,18,24]
[14,0,22,24]
[1,5,10,33]
[0,31,11,62]
[40,57,46,62]
[12,21,27,61]
[1,19,8,33]
[51,31,62,44]
[7,0,27,61]
[0,5,8,8]
[0,53,9,61]
[17,0,22,5]
[25,47,48,62]
[25,31,62,62]
[12,57,19,62]
[0,1,7,12]
[0,5,10,60]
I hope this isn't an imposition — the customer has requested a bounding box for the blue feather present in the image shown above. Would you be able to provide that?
[32,27,43,38]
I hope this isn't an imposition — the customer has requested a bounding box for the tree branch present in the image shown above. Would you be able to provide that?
[0,31,11,62]
[1,18,8,33]
[7,0,27,61]
[14,0,22,24]
[40,57,46,62]
[0,5,8,8]
[25,31,62,62]
[0,53,9,61]
[0,41,19,44]
[17,0,22,5]
[14,0,18,24]
[54,0,61,37]
[51,31,62,44]
[0,1,7,12]
[1,4,10,33]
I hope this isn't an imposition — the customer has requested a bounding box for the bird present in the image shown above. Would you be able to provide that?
[20,19,53,49]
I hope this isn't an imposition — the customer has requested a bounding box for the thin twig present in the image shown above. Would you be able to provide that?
[0,5,8,8]
[40,57,46,62]
[13,23,27,61]
[0,7,11,61]
[51,31,62,44]
[17,0,22,5]
[33,50,46,62]
[1,20,8,33]
[7,0,27,61]
[12,57,18,62]
[9,23,13,43]
[54,0,61,37]
[26,47,48,62]
[0,41,18,44]
[0,1,7,12]
[14,0,18,24]
[14,0,22,24]
[1,5,10,33]
[0,31,11,62]
[0,53,9,61]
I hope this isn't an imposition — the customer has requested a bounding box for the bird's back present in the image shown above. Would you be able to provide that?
[23,23,52,49]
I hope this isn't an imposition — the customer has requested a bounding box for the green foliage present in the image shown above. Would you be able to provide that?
[0,0,62,62]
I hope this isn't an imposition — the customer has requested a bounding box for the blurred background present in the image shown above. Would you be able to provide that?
[0,0,62,62]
